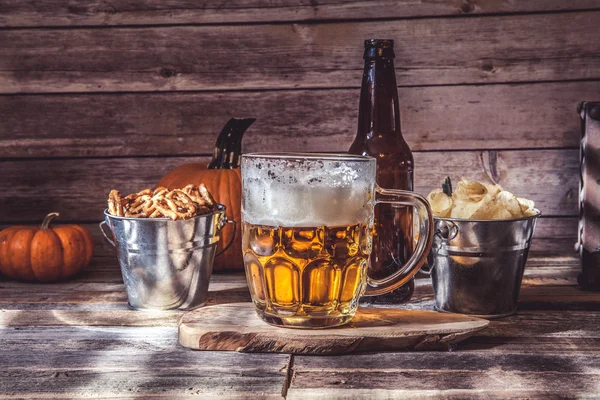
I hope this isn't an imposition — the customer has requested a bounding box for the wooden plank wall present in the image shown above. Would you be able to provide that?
[2,1,600,261]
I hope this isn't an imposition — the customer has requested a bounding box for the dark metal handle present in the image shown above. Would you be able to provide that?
[215,220,237,257]
[98,221,116,247]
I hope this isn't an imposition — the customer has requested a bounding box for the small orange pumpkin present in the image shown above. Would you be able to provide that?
[0,212,94,282]
[158,118,255,271]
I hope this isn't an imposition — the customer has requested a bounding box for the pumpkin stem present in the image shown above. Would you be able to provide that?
[208,118,256,170]
[41,212,60,229]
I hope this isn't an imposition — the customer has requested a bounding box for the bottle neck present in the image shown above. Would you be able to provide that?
[357,57,402,140]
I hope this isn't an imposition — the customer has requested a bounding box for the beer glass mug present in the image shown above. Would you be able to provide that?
[241,153,433,328]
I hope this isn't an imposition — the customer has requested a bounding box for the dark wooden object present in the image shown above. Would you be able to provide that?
[179,304,489,354]
[578,102,600,290]
[1,259,599,398]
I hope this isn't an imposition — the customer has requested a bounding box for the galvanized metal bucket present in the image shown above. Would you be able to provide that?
[99,205,235,310]
[424,214,539,318]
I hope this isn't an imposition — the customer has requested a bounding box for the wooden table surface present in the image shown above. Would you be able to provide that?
[1,256,599,399]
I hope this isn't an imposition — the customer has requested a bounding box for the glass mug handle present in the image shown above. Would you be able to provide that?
[363,186,434,296]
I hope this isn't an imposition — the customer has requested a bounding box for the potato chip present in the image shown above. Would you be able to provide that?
[517,197,535,215]
[488,203,513,220]
[453,177,488,202]
[427,177,539,220]
[451,195,494,219]
[427,189,453,218]
[475,196,509,220]
[483,182,502,197]
[496,191,523,218]
[450,200,479,219]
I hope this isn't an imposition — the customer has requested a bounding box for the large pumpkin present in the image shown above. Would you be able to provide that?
[0,212,94,282]
[158,118,255,271]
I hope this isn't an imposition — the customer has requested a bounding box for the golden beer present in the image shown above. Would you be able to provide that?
[243,222,372,327]
[241,153,433,328]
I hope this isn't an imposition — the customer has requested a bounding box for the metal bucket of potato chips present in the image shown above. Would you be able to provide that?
[99,205,234,310]
[425,214,539,318]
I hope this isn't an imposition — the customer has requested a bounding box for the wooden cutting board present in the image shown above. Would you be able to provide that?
[179,303,489,355]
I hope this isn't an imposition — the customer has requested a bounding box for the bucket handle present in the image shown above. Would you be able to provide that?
[420,221,459,275]
[98,219,236,253]
[420,249,436,275]
[99,221,116,247]
[215,220,236,257]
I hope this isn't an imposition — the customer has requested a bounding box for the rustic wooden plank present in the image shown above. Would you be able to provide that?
[0,331,289,398]
[2,12,600,93]
[0,324,288,397]
[2,0,599,27]
[0,309,179,326]
[0,149,579,223]
[0,260,580,309]
[179,304,489,354]
[3,326,599,359]
[290,351,600,372]
[0,155,208,223]
[407,286,600,314]
[0,395,264,400]
[288,345,600,397]
[2,269,595,322]
[528,218,577,257]
[2,347,596,398]
[1,81,595,158]
[0,261,579,300]
[0,369,285,398]
[0,326,290,367]
[458,335,600,353]
[0,271,252,314]
[0,264,594,398]
[287,372,600,399]
[2,325,599,363]
[0,270,249,292]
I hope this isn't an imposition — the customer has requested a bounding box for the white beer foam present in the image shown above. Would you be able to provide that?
[242,155,375,227]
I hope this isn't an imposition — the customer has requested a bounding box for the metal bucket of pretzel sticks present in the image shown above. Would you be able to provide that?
[100,205,235,310]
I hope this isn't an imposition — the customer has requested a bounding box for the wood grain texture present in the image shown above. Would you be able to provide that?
[2,263,598,398]
[287,297,600,397]
[287,330,600,397]
[2,12,600,94]
[0,269,252,313]
[2,266,591,322]
[0,349,289,398]
[286,372,600,399]
[179,303,489,354]
[1,81,595,158]
[2,0,599,27]
[0,149,578,223]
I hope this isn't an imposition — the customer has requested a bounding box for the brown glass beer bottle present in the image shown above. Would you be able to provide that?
[349,39,415,304]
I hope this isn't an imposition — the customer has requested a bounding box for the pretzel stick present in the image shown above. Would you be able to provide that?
[153,198,180,220]
[107,184,217,220]
[108,190,124,217]
[198,184,216,207]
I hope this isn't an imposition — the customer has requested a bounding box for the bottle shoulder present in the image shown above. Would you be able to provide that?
[350,133,414,164]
